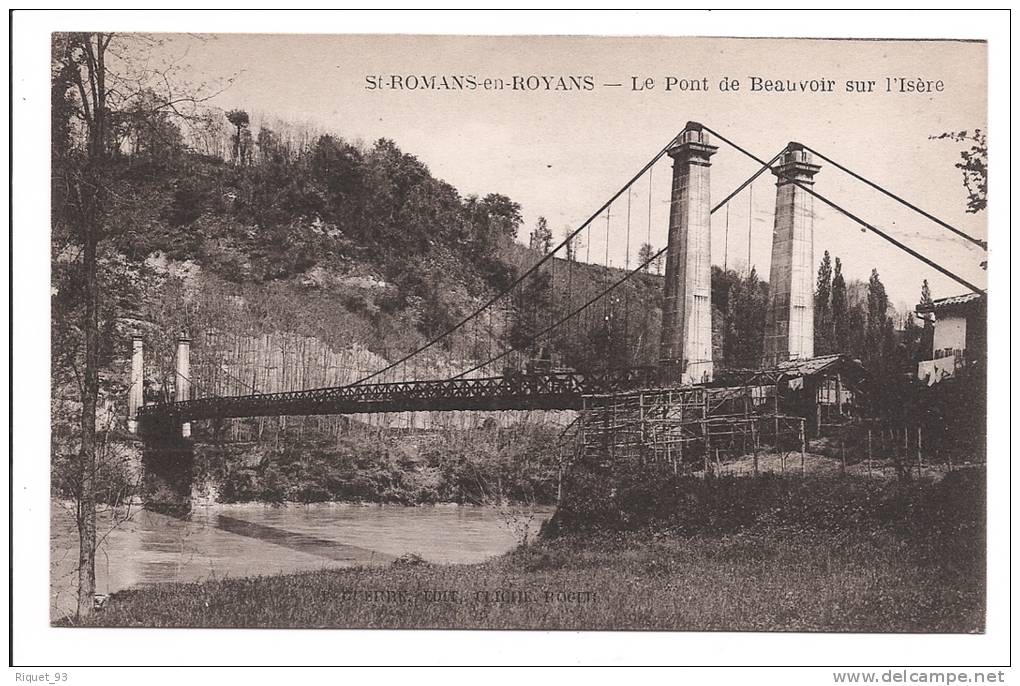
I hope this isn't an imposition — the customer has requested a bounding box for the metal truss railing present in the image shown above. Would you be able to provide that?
[136,366,668,422]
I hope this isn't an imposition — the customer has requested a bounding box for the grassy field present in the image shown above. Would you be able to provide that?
[67,525,982,632]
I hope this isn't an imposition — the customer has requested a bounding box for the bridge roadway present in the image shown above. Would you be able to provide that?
[136,367,666,423]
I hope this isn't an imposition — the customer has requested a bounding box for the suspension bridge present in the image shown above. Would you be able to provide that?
[130,122,985,505]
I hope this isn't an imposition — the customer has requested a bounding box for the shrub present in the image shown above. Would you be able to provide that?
[549,464,985,545]
[392,552,430,567]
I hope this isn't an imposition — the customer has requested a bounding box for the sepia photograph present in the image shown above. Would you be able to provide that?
[10,8,1011,673]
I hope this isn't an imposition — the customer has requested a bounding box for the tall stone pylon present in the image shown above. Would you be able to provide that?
[128,334,144,433]
[763,144,820,366]
[175,334,192,438]
[659,123,717,385]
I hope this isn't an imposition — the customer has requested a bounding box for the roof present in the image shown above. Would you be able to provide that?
[713,354,867,387]
[916,291,986,314]
[772,354,842,376]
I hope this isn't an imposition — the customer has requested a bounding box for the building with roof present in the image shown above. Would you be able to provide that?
[713,353,868,434]
[915,292,986,386]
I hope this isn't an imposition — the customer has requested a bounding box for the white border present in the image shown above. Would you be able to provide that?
[9,9,1013,672]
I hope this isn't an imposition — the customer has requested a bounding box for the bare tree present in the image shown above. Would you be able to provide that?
[52,31,226,619]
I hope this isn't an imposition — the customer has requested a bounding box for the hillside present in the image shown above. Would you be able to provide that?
[50,135,673,504]
[51,122,923,507]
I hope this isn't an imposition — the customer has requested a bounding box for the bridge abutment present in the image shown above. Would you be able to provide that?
[139,416,194,516]
[659,122,717,385]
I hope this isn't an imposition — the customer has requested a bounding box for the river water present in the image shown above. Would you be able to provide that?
[50,501,553,621]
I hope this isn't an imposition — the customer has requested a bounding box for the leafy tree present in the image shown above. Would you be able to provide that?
[310,134,366,233]
[563,228,578,262]
[637,242,664,274]
[256,126,286,166]
[931,129,987,214]
[117,88,185,166]
[831,257,850,353]
[723,267,768,369]
[653,251,664,275]
[637,243,655,272]
[920,279,933,308]
[529,216,553,254]
[918,279,935,358]
[865,269,896,374]
[814,251,833,354]
[508,270,553,357]
[711,266,741,368]
[900,307,922,367]
[478,193,522,244]
[586,298,630,371]
[839,276,870,363]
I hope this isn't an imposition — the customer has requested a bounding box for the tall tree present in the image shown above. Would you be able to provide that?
[920,279,933,308]
[814,251,833,354]
[637,243,655,272]
[724,267,769,369]
[529,216,553,254]
[226,109,250,166]
[848,299,868,362]
[900,307,922,367]
[865,268,895,374]
[54,33,112,620]
[508,270,553,357]
[52,32,216,618]
[563,228,578,262]
[831,257,850,354]
[918,279,935,359]
[256,126,285,166]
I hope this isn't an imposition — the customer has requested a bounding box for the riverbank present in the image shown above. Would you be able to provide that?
[64,526,983,631]
[50,501,554,621]
[62,467,985,631]
[51,425,564,508]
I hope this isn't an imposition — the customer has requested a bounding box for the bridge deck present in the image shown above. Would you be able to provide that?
[136,369,669,422]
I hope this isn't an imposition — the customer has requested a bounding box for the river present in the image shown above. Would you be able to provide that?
[50,501,554,621]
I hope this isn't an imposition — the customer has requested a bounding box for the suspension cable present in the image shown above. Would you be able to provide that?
[701,125,985,295]
[747,183,753,269]
[724,201,730,271]
[647,165,653,247]
[625,187,632,270]
[348,132,683,386]
[450,149,787,379]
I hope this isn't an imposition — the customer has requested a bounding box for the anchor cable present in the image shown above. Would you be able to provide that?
[802,144,987,250]
[701,125,985,296]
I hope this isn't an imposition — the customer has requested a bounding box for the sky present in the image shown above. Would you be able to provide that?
[143,33,986,311]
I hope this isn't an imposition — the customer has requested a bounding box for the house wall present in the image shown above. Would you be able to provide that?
[964,306,987,361]
[933,315,967,356]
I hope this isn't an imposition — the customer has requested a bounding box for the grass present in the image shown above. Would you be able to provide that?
[66,526,982,632]
[63,466,985,631]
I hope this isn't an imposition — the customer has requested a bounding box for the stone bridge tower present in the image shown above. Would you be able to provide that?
[659,122,717,385]
[763,143,820,366]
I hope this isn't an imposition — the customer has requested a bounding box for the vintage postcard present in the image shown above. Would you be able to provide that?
[12,9,1009,673]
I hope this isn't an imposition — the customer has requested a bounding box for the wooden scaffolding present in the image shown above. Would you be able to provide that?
[572,384,807,474]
